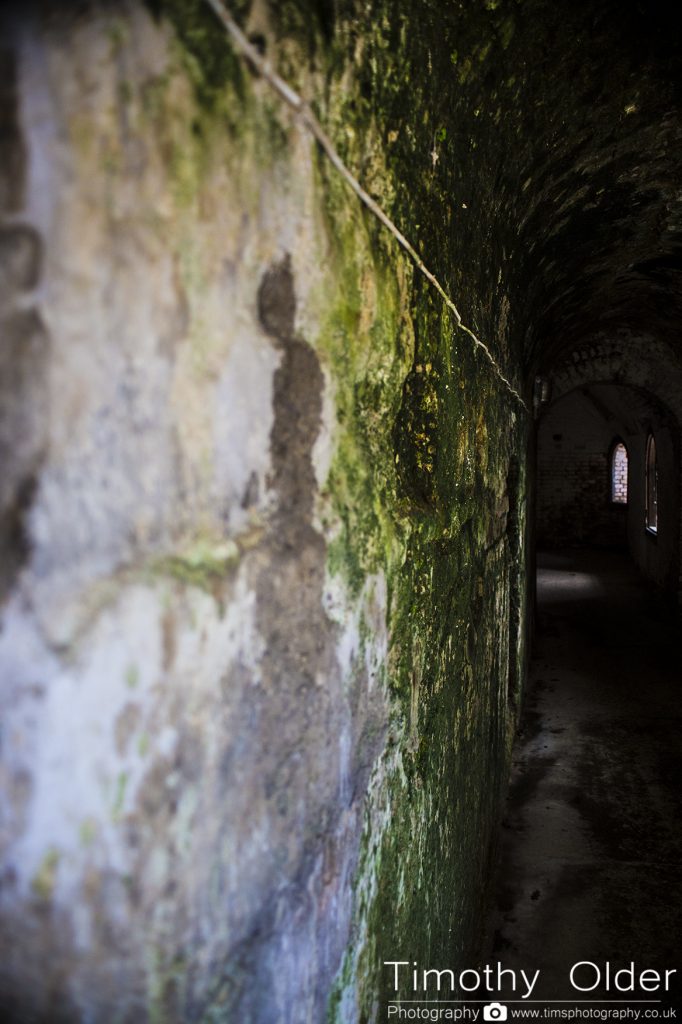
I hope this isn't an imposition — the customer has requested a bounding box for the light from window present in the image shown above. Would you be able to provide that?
[646,434,658,532]
[611,442,628,504]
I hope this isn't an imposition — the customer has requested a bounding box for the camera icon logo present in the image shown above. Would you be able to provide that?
[483,1004,508,1022]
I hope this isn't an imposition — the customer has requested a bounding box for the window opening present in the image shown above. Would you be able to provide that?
[646,434,658,532]
[610,442,628,505]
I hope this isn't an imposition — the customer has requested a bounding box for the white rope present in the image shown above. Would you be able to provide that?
[203,0,529,413]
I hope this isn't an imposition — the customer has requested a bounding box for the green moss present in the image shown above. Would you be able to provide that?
[129,1,530,1018]
[147,0,248,111]
[125,664,140,689]
[317,246,412,597]
[31,848,60,902]
[117,79,133,106]
[106,17,130,56]
[499,16,516,48]
[148,949,189,1024]
[152,539,239,594]
[302,4,531,1017]
[112,771,129,820]
[458,56,474,85]
[79,818,98,848]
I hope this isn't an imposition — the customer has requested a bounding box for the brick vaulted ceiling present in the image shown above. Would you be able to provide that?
[174,0,682,395]
[499,0,682,374]
[346,0,682,377]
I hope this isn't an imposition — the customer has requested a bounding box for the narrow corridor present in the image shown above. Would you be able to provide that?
[7,3,682,1017]
[488,549,682,1007]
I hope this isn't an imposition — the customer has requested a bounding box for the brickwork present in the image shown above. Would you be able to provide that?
[538,382,680,597]
[548,333,682,437]
[537,389,627,548]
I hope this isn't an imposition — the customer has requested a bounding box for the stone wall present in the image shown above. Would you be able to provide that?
[0,2,529,1021]
[538,373,681,598]
[537,390,628,549]
[626,422,680,597]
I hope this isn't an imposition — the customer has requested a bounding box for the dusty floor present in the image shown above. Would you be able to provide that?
[485,548,682,1008]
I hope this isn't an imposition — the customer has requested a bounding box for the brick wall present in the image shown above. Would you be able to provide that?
[546,356,682,599]
[538,383,680,597]
[537,389,628,548]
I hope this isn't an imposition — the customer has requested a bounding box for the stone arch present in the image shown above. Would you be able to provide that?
[538,377,680,597]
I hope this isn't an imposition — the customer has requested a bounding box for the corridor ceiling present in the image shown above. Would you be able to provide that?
[486,0,682,373]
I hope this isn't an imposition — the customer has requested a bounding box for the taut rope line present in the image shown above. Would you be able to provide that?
[203,0,529,412]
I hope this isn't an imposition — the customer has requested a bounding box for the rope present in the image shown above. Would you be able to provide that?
[203,0,529,413]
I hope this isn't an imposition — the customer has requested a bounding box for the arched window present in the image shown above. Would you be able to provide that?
[610,442,628,504]
[646,433,658,532]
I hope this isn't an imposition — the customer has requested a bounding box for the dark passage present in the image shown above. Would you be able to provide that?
[487,549,682,1005]
[7,1,682,1017]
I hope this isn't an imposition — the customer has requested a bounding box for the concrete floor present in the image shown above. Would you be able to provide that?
[485,548,682,1009]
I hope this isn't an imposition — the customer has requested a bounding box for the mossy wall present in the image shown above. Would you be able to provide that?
[0,1,531,1021]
